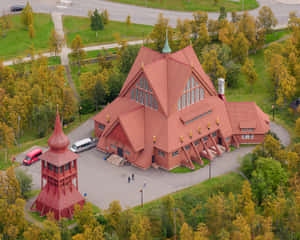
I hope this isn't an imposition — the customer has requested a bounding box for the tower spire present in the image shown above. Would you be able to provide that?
[162,29,171,54]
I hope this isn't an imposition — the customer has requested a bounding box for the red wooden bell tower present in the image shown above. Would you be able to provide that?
[31,108,85,220]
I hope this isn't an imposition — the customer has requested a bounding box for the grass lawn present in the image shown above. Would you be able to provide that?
[170,158,210,173]
[106,0,258,12]
[0,111,99,170]
[63,16,153,47]
[134,172,244,224]
[0,13,54,60]
[265,29,291,44]
[70,63,100,92]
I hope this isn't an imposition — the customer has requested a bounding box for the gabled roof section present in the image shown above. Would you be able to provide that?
[119,45,218,117]
[120,46,163,95]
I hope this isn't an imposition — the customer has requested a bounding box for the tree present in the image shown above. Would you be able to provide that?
[238,12,257,48]
[242,58,258,92]
[232,214,251,240]
[218,7,227,21]
[193,23,210,56]
[40,213,61,240]
[225,61,240,88]
[257,6,278,33]
[191,11,208,38]
[194,223,209,240]
[232,32,249,64]
[251,157,288,203]
[49,30,63,57]
[219,22,236,47]
[0,122,15,162]
[105,200,122,233]
[130,215,152,240]
[15,169,32,199]
[91,9,104,38]
[101,9,109,25]
[148,13,174,52]
[62,87,77,123]
[21,2,33,28]
[126,15,131,27]
[73,203,97,232]
[70,35,86,75]
[29,24,34,38]
[180,223,193,240]
[118,45,140,74]
[296,118,300,139]
[202,49,226,86]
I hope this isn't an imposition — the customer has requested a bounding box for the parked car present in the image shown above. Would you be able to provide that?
[23,148,43,165]
[10,5,25,12]
[70,137,97,153]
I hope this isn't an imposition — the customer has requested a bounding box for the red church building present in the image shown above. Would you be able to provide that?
[93,42,269,170]
[31,109,85,220]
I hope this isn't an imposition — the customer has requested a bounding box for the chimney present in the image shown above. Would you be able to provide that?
[218,78,226,101]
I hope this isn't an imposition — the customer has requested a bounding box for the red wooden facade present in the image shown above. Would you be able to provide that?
[31,110,85,220]
[93,46,270,170]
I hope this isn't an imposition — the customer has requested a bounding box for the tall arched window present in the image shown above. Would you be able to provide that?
[178,76,204,111]
[130,76,158,110]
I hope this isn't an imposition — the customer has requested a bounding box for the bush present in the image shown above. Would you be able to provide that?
[15,169,32,199]
[239,153,256,179]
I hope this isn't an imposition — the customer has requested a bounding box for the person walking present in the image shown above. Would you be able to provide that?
[128,176,131,183]
[132,173,135,181]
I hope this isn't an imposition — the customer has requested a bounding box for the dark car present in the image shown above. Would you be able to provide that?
[10,5,25,12]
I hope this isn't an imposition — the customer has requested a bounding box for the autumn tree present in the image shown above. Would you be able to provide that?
[219,21,236,47]
[105,200,122,233]
[194,223,209,240]
[232,32,249,64]
[91,9,104,38]
[73,203,97,232]
[126,15,131,27]
[257,6,278,33]
[29,24,34,38]
[242,58,258,92]
[49,30,63,57]
[0,14,12,37]
[191,11,208,38]
[202,49,226,86]
[238,12,256,48]
[62,87,77,123]
[193,23,210,56]
[70,35,86,74]
[130,215,152,240]
[296,118,300,139]
[148,13,174,52]
[101,9,109,25]
[40,213,61,240]
[21,2,34,28]
[180,223,193,240]
[0,122,15,162]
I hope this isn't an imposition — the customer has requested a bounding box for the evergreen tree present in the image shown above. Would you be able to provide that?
[91,9,104,38]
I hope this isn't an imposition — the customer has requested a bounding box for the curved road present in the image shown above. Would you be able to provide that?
[1,0,299,27]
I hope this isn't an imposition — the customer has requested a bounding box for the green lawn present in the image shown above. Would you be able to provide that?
[70,63,100,92]
[170,158,210,173]
[106,0,258,12]
[63,16,153,47]
[265,29,291,44]
[0,14,54,60]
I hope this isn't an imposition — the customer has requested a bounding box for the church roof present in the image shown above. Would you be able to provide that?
[119,46,217,116]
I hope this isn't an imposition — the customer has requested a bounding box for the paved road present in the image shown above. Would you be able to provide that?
[15,119,290,209]
[0,0,299,28]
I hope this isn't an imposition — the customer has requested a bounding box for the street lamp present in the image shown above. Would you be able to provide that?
[140,182,146,208]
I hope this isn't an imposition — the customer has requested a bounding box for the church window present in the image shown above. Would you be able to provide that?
[154,98,158,110]
[194,140,200,145]
[55,166,58,173]
[212,132,217,137]
[65,163,70,171]
[145,78,148,90]
[158,150,165,157]
[187,91,190,106]
[182,94,186,108]
[99,124,105,130]
[196,88,199,102]
[145,92,148,106]
[191,76,195,88]
[60,166,63,173]
[131,89,134,100]
[172,150,179,157]
[136,89,139,102]
[203,136,208,142]
[200,88,204,100]
[178,97,181,111]
[191,89,195,104]
[184,145,190,150]
[149,94,153,107]
[140,77,144,89]
[141,91,144,104]
[48,163,53,171]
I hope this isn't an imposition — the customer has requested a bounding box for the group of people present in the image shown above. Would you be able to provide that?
[128,173,135,183]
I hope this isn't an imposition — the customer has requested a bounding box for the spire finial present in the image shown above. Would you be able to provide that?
[162,28,171,54]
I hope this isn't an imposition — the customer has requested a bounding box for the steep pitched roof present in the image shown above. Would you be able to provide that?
[119,46,217,116]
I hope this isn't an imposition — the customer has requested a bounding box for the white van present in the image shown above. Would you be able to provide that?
[70,137,97,153]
